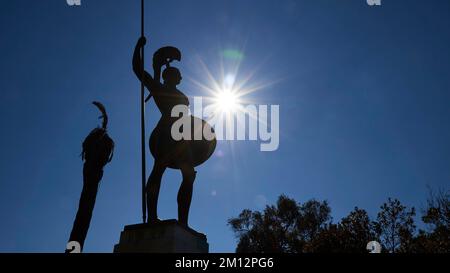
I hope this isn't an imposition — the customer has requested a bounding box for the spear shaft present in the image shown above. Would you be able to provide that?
[140,0,147,224]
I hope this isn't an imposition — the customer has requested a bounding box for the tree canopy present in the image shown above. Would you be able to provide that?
[228,190,449,253]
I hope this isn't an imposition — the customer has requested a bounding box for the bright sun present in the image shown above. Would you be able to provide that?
[189,58,271,116]
[216,89,239,113]
[212,72,241,113]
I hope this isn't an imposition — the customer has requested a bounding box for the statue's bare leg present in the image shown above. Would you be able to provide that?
[177,163,196,227]
[146,161,166,223]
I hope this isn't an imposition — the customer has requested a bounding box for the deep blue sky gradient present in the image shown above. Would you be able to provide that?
[0,0,449,252]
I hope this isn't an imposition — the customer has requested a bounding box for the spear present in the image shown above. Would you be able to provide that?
[140,0,147,223]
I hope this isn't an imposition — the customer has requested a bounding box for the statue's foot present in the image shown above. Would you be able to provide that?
[147,218,162,224]
[177,219,189,228]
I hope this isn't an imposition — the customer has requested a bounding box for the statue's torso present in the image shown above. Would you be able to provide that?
[148,86,216,169]
[153,85,189,118]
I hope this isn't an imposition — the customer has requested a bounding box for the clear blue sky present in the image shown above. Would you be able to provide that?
[0,0,449,252]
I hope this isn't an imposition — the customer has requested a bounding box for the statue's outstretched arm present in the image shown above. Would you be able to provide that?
[133,37,161,96]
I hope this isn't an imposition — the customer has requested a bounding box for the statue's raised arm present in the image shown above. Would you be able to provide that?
[132,37,162,99]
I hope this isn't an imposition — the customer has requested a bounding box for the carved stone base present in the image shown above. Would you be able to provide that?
[113,219,208,253]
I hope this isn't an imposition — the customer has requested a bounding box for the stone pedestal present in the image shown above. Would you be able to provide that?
[113,219,208,253]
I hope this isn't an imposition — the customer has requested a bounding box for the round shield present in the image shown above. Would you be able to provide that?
[149,116,216,169]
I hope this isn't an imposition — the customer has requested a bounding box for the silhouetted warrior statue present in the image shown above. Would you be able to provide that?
[67,102,114,252]
[133,37,216,227]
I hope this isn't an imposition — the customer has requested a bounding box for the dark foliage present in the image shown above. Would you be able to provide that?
[229,191,449,253]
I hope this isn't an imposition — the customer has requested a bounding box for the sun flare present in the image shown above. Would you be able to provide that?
[187,53,275,117]
[215,89,240,113]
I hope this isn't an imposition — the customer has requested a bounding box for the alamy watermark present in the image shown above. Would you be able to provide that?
[366,241,382,253]
[171,97,279,152]
[66,0,81,6]
[367,0,381,6]
[68,1,380,7]
[66,241,81,253]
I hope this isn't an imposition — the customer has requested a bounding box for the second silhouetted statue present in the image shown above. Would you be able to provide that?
[67,102,114,252]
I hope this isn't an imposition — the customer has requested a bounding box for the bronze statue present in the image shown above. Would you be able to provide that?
[67,102,114,252]
[133,37,216,227]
